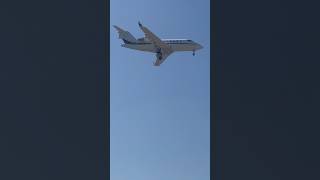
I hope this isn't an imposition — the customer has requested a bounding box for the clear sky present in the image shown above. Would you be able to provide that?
[110,0,210,180]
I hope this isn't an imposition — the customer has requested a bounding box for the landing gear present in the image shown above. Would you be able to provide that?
[156,52,163,60]
[192,50,195,56]
[156,48,163,60]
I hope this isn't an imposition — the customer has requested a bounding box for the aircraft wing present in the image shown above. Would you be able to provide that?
[153,51,172,66]
[138,22,173,66]
[138,22,172,54]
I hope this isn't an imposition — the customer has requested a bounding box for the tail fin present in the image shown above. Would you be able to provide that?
[113,25,137,44]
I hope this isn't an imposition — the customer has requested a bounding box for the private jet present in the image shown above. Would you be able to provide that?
[113,22,203,66]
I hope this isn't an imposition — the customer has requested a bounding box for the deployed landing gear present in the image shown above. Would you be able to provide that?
[192,50,195,56]
[156,52,163,60]
[156,48,163,60]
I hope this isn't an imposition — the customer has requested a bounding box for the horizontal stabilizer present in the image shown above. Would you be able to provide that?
[113,25,137,43]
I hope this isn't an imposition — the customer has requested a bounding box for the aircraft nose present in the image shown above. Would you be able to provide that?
[197,43,203,50]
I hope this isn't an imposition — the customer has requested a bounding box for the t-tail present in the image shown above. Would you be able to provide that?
[113,25,138,44]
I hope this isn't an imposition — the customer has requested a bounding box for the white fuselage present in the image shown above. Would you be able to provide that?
[122,38,203,53]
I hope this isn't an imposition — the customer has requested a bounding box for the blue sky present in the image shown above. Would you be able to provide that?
[110,0,210,180]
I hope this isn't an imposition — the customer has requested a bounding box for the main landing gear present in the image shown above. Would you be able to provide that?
[156,48,163,60]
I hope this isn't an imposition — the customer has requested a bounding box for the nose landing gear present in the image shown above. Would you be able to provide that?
[192,50,195,56]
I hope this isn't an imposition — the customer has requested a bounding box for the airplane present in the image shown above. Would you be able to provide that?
[113,22,203,66]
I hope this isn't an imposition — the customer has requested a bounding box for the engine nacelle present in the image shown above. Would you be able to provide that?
[137,37,149,42]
